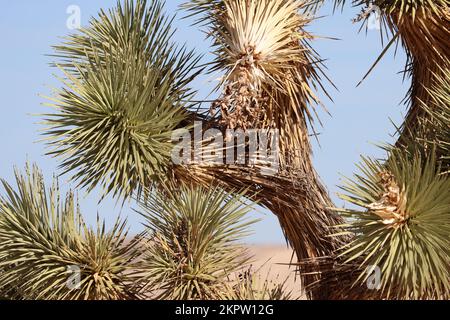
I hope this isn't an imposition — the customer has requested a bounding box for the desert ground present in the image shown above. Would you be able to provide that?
[248,245,304,299]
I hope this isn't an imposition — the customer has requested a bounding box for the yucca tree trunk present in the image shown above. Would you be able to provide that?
[265,2,450,300]
[312,2,450,300]
[175,110,347,299]
[389,9,450,144]
[261,97,347,300]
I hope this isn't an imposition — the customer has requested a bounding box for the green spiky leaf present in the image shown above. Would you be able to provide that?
[337,150,450,299]
[136,183,257,300]
[42,0,201,200]
[0,164,143,300]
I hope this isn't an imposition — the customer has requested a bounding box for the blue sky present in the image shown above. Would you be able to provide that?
[0,1,409,244]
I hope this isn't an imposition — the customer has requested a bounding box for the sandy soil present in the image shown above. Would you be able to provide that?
[248,245,304,299]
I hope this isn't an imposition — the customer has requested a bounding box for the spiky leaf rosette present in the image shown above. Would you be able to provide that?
[211,0,320,123]
[42,0,201,200]
[183,0,331,169]
[136,184,255,300]
[338,151,450,299]
[0,164,142,300]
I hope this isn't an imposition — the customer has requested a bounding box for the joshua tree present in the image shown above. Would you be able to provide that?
[0,164,260,300]
[135,184,256,300]
[310,0,450,299]
[41,0,347,299]
[0,0,448,300]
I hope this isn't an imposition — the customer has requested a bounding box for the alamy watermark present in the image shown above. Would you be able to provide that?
[66,5,81,30]
[171,122,280,176]
[66,265,81,290]
[367,5,382,30]
[353,4,382,30]
[366,265,381,290]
